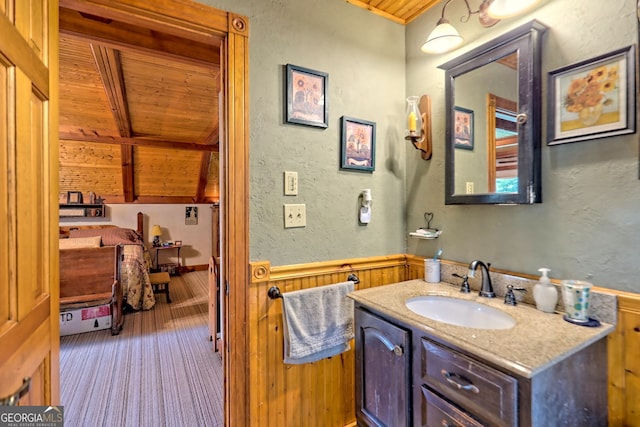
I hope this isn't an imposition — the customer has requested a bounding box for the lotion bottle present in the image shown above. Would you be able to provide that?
[533,268,557,313]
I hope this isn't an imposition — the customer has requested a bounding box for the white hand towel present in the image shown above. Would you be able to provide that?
[282,281,355,364]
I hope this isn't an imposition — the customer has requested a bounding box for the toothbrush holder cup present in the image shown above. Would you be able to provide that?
[561,280,593,322]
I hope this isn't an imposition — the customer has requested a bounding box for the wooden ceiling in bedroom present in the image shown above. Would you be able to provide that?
[58,6,222,204]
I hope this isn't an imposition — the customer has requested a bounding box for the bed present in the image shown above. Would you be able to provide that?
[60,212,156,311]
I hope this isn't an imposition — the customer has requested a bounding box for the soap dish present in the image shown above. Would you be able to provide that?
[563,315,601,327]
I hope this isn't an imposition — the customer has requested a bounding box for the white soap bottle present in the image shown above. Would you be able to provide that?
[533,268,557,313]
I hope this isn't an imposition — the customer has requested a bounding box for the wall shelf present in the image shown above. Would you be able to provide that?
[409,230,442,240]
[60,204,105,218]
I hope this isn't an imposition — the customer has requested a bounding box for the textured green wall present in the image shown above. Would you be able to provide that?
[201,0,640,293]
[203,0,407,266]
[406,0,640,292]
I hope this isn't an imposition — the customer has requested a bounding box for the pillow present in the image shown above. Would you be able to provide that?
[69,227,142,246]
[59,236,102,249]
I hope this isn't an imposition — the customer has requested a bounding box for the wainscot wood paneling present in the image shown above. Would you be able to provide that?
[249,255,408,427]
[608,290,640,426]
[250,254,639,427]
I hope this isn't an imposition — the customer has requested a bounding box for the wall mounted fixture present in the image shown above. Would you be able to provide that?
[405,95,433,160]
[151,224,162,247]
[421,0,499,54]
[359,189,372,224]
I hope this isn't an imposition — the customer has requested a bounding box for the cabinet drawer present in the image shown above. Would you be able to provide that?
[422,386,486,427]
[420,339,517,427]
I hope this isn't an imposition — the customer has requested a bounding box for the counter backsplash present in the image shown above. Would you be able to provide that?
[440,262,617,325]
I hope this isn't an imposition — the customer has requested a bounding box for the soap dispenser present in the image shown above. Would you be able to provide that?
[533,268,557,313]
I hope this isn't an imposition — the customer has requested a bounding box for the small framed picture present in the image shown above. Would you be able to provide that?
[185,206,198,225]
[174,240,182,246]
[340,116,376,173]
[548,45,636,145]
[285,64,329,128]
[454,106,474,150]
[67,191,83,204]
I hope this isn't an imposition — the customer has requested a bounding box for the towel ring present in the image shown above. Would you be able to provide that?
[267,274,360,300]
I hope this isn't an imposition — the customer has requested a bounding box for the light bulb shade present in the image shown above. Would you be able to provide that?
[151,225,162,237]
[486,0,542,19]
[421,21,463,54]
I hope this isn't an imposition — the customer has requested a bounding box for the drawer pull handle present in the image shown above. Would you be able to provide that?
[364,328,403,356]
[0,377,30,406]
[441,370,479,394]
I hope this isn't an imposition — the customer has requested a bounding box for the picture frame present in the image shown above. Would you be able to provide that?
[547,45,636,145]
[174,240,182,246]
[67,191,83,204]
[285,64,328,128]
[340,116,376,172]
[185,206,198,225]
[454,106,474,150]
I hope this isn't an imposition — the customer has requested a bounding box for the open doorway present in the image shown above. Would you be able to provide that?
[57,1,250,425]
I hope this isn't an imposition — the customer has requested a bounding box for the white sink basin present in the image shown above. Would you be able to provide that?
[405,296,516,330]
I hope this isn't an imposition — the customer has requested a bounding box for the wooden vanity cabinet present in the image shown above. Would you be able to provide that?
[355,304,609,427]
[355,307,411,427]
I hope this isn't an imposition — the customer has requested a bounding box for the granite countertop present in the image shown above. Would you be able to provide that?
[349,279,615,379]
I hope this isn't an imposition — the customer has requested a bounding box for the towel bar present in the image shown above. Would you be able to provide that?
[267,274,360,299]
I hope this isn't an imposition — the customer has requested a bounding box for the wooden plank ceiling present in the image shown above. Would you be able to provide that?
[346,0,441,24]
[58,6,222,204]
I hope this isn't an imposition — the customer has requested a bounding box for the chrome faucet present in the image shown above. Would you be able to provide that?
[468,260,496,298]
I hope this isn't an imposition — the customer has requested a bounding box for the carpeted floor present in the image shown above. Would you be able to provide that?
[60,270,224,427]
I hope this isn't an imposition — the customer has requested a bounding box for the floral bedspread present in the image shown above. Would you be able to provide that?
[120,244,156,310]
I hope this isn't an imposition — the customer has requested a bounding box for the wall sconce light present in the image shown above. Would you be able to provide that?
[421,0,498,54]
[151,224,162,247]
[421,0,543,54]
[405,95,432,160]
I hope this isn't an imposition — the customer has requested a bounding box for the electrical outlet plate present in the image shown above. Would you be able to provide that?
[284,171,298,196]
[466,182,474,194]
[284,204,306,228]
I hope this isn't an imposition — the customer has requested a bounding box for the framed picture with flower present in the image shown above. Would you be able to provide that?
[548,45,636,145]
[340,116,376,172]
[453,106,474,150]
[285,64,328,128]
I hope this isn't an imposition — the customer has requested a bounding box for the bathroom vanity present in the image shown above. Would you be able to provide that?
[351,280,614,427]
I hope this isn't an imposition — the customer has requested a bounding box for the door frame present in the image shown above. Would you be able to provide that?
[58,1,250,425]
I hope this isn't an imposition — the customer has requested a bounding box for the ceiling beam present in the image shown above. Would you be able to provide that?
[196,152,212,202]
[60,7,221,68]
[59,131,219,152]
[120,146,135,202]
[90,44,131,137]
[90,44,136,201]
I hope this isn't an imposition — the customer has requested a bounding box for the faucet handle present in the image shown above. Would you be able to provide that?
[504,284,526,306]
[453,273,470,293]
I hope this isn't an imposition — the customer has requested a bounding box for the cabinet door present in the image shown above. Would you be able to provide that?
[355,307,411,427]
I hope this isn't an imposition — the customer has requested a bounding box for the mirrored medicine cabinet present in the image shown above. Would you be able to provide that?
[439,20,547,204]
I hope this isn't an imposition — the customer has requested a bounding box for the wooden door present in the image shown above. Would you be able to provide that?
[0,1,60,405]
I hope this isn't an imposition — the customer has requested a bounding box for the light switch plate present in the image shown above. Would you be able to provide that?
[284,204,306,228]
[284,171,298,196]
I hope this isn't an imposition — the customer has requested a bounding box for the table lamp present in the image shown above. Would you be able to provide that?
[151,225,162,247]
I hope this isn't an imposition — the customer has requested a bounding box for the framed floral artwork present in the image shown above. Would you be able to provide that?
[285,64,328,128]
[340,116,376,172]
[453,106,474,150]
[548,45,636,145]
